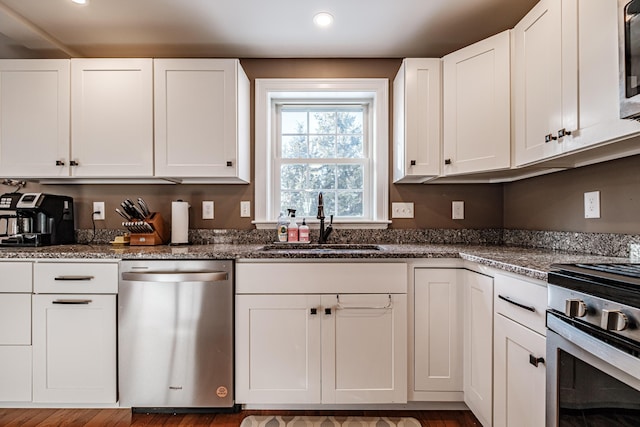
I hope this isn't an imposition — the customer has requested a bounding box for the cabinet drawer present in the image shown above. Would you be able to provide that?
[0,346,32,402]
[34,262,118,294]
[494,273,547,336]
[0,262,32,292]
[0,294,31,345]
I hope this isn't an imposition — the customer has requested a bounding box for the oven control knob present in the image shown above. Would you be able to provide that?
[601,309,628,331]
[565,299,587,318]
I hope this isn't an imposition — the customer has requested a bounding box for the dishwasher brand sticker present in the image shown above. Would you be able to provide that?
[216,386,228,398]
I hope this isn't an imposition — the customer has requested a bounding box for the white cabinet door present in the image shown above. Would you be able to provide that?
[464,270,493,427]
[563,0,640,153]
[235,294,321,404]
[32,294,116,403]
[321,294,407,404]
[0,294,31,345]
[513,0,578,166]
[493,314,546,427]
[0,60,70,178]
[154,59,250,182]
[71,58,153,177]
[393,58,441,183]
[413,268,463,394]
[0,346,32,402]
[443,31,511,175]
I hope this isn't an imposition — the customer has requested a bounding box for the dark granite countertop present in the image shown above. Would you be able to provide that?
[0,243,629,282]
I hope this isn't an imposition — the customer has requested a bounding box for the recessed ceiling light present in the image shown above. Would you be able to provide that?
[313,12,334,28]
[72,0,88,4]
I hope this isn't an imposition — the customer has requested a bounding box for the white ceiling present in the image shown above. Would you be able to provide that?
[0,0,538,59]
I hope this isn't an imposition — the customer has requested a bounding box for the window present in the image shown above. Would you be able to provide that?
[255,79,389,229]
[277,104,368,219]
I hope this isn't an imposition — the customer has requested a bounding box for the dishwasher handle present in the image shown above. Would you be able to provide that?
[121,271,228,283]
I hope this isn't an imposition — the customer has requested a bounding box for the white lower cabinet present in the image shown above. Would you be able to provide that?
[0,261,33,402]
[493,314,546,427]
[236,293,407,404]
[463,270,493,427]
[31,261,118,404]
[492,272,547,427]
[412,268,463,399]
[235,262,407,405]
[32,294,117,403]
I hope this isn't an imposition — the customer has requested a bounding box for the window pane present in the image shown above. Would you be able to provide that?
[310,111,336,134]
[320,191,336,217]
[337,111,363,134]
[282,135,308,158]
[281,164,306,190]
[281,111,307,134]
[337,192,363,217]
[308,164,335,189]
[310,135,336,158]
[337,165,363,189]
[337,135,364,158]
[280,191,306,216]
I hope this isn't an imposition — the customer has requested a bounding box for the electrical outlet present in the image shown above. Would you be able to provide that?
[202,201,214,219]
[93,201,105,220]
[584,191,600,219]
[452,201,464,219]
[240,201,251,218]
[392,202,414,218]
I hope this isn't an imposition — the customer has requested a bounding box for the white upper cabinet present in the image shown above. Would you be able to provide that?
[154,59,250,183]
[71,59,154,177]
[513,0,640,167]
[563,0,640,153]
[0,60,70,178]
[443,31,511,175]
[513,0,577,166]
[393,58,441,183]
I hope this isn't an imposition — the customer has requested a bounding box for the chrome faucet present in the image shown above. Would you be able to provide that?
[316,192,333,244]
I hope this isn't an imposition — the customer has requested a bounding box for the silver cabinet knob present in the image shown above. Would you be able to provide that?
[601,309,628,331]
[558,128,572,138]
[565,299,587,318]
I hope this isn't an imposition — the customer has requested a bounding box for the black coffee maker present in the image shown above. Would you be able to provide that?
[0,193,75,247]
[0,192,22,243]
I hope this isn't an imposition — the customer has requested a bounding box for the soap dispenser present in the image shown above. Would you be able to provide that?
[277,212,288,242]
[287,209,299,242]
[299,218,310,242]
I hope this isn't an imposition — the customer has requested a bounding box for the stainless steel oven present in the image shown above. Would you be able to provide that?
[547,264,640,426]
[619,0,640,119]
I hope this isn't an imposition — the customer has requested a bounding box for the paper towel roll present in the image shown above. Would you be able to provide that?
[171,200,190,244]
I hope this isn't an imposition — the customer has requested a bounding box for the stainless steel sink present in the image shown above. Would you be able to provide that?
[260,243,381,251]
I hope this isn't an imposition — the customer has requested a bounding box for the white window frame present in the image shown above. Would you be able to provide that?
[254,78,389,229]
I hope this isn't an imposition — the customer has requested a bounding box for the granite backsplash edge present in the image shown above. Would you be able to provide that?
[75,228,640,258]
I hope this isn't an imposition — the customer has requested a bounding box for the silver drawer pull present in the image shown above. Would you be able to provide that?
[336,294,393,310]
[54,275,94,281]
[53,299,92,305]
[121,271,228,283]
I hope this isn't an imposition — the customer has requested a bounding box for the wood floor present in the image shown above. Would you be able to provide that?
[0,409,481,427]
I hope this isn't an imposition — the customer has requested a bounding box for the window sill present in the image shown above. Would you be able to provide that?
[253,220,391,230]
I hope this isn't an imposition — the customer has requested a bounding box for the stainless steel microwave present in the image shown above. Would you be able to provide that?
[619,0,640,119]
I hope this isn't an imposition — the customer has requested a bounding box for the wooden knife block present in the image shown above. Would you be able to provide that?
[129,212,169,246]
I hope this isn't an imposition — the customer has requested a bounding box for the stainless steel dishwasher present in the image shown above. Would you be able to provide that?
[118,260,234,410]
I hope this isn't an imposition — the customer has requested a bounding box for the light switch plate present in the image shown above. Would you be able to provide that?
[240,201,251,218]
[584,191,600,219]
[452,201,464,219]
[202,201,214,219]
[392,202,414,218]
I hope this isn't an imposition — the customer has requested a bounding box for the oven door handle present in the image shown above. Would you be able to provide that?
[547,314,640,379]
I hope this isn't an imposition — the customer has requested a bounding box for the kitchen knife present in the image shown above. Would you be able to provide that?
[115,208,132,221]
[137,198,151,217]
[124,199,145,220]
[121,201,138,220]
